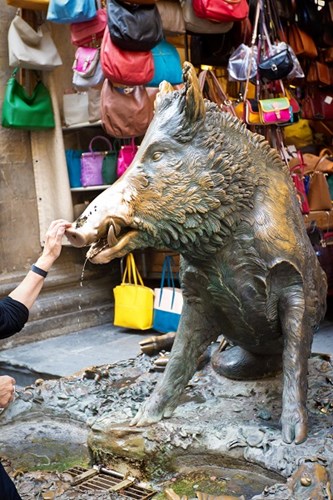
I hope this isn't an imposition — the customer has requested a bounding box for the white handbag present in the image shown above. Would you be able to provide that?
[63,92,89,126]
[8,15,62,70]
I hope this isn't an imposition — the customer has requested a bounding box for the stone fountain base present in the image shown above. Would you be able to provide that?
[1,347,333,499]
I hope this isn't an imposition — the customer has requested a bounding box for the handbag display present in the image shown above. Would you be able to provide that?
[117,139,138,177]
[100,29,154,86]
[80,136,117,187]
[6,0,48,9]
[100,79,154,139]
[70,8,107,46]
[2,69,55,130]
[153,256,183,334]
[107,0,163,52]
[147,40,183,87]
[113,253,154,330]
[258,97,292,125]
[63,91,89,126]
[8,15,62,71]
[181,0,233,34]
[46,0,97,23]
[192,0,249,23]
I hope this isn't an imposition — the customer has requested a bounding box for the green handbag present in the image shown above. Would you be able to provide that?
[1,69,55,130]
[102,140,120,185]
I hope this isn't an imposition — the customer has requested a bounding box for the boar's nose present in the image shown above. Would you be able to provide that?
[65,227,90,248]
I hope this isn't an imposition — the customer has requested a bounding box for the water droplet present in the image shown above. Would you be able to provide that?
[80,258,88,286]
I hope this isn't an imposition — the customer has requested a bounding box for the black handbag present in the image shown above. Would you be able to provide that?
[258,48,293,81]
[107,0,163,52]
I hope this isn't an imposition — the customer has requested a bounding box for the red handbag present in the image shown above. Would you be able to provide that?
[100,28,154,86]
[289,152,310,215]
[70,8,107,46]
[301,90,333,121]
[192,0,249,23]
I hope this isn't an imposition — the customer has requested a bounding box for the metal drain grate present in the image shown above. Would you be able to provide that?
[66,465,156,498]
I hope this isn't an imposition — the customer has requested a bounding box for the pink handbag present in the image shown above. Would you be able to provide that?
[70,8,107,46]
[258,97,292,125]
[80,136,113,187]
[72,47,99,77]
[117,139,138,177]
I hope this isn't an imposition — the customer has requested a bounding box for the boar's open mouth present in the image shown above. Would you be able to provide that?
[87,217,139,262]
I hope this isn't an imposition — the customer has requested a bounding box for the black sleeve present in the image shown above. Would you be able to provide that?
[0,296,29,339]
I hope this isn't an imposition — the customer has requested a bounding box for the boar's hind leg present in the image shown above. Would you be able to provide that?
[279,280,312,445]
[131,299,220,427]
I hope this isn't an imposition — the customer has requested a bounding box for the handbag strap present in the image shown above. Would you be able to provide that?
[89,136,113,153]
[158,256,177,307]
[313,149,333,173]
[243,0,261,102]
[122,253,144,286]
[198,70,236,117]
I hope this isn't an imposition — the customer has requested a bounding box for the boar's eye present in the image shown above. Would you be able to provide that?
[152,152,162,161]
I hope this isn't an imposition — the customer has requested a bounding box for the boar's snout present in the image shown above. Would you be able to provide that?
[65,226,95,248]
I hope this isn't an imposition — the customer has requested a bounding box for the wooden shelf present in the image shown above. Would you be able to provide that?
[62,120,102,130]
[71,185,111,192]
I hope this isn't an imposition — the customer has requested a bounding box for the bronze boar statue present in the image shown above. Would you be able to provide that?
[66,62,327,444]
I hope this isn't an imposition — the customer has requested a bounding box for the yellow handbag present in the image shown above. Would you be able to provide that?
[113,253,154,330]
[6,0,48,10]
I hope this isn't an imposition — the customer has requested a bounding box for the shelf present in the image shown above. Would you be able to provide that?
[62,120,102,130]
[71,185,112,192]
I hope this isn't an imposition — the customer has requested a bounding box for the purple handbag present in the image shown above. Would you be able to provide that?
[80,136,113,187]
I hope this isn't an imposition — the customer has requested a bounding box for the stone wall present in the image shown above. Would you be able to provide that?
[0,1,118,347]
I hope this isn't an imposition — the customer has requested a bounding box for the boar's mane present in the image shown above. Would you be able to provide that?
[136,89,294,260]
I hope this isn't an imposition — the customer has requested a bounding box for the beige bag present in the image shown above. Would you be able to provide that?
[157,1,185,34]
[63,92,89,126]
[180,0,233,34]
[8,15,62,70]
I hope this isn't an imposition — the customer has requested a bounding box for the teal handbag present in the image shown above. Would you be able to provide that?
[1,69,55,130]
[147,40,183,87]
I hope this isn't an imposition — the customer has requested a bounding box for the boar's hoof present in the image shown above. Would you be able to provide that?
[211,346,282,380]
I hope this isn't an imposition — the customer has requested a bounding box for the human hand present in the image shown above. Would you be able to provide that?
[0,376,16,408]
[36,219,72,272]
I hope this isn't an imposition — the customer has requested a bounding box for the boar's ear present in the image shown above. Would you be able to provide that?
[155,81,174,109]
[182,61,205,123]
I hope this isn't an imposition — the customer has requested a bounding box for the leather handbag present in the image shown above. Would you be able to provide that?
[6,0,48,9]
[289,152,310,214]
[198,69,237,117]
[107,0,163,52]
[287,24,318,59]
[306,61,331,86]
[117,139,138,177]
[258,49,293,81]
[101,79,154,139]
[147,40,183,87]
[301,90,333,121]
[72,47,99,77]
[80,136,116,187]
[73,59,105,90]
[70,8,107,46]
[113,253,154,330]
[156,1,185,34]
[2,69,55,130]
[46,0,97,23]
[301,149,333,175]
[63,91,89,126]
[8,15,62,71]
[307,170,332,212]
[192,0,249,23]
[243,99,262,125]
[100,29,154,86]
[181,0,233,34]
[258,97,292,125]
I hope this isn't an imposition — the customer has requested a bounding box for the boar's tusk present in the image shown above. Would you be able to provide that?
[107,224,118,246]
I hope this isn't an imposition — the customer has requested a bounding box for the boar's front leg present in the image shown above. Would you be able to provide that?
[131,295,220,427]
[279,282,313,444]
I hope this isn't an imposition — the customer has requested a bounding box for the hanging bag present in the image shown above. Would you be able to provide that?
[153,256,183,334]
[107,0,163,52]
[2,69,55,130]
[100,79,154,139]
[198,69,237,116]
[117,139,138,177]
[192,0,249,23]
[46,0,97,23]
[8,15,62,71]
[113,253,154,330]
[80,136,117,187]
[147,40,183,87]
[181,0,233,34]
[70,8,107,46]
[289,152,310,215]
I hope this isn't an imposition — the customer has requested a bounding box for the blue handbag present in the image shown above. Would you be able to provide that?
[65,149,83,188]
[47,0,97,23]
[153,256,183,334]
[147,40,183,88]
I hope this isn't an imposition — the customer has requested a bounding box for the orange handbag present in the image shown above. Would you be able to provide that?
[287,24,318,59]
